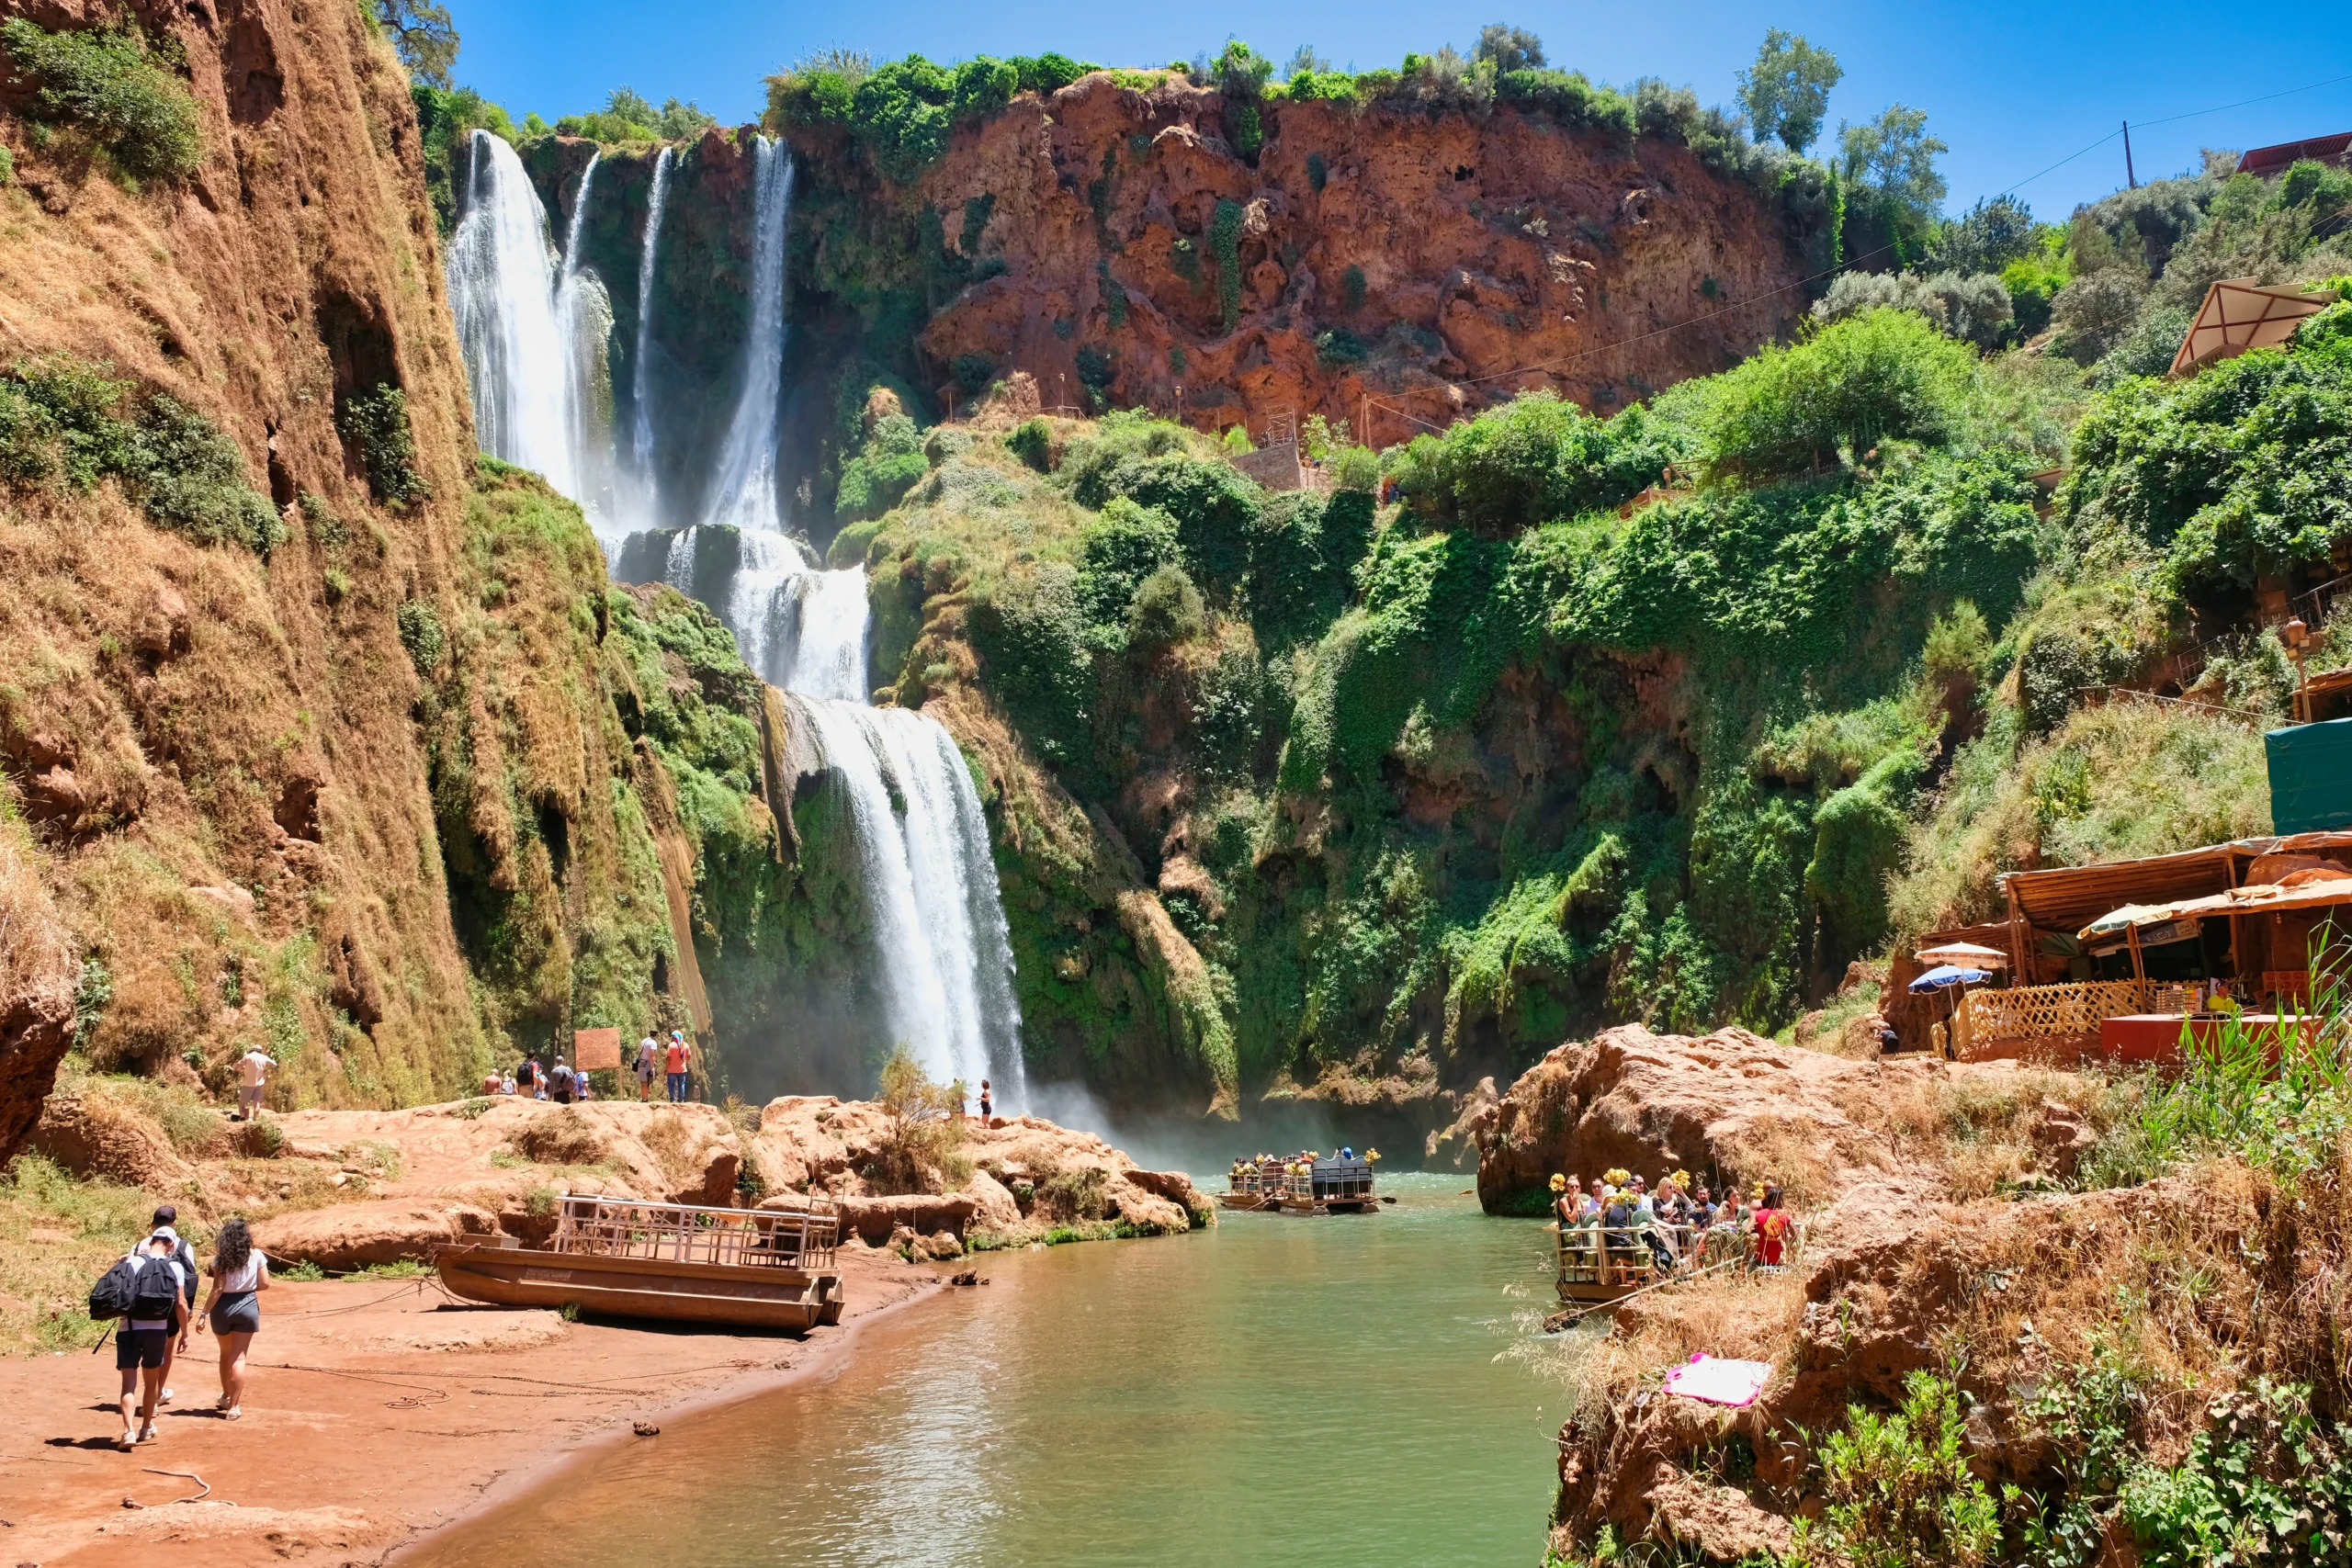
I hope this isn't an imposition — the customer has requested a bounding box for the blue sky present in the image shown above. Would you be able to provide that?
[451,0,2352,220]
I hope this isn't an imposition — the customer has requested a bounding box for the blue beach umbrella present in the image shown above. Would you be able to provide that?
[1907,964,1991,993]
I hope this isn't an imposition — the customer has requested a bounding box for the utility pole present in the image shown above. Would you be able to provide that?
[2123,120,2137,189]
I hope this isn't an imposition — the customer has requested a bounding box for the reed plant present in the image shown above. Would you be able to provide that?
[2127,933,2352,1187]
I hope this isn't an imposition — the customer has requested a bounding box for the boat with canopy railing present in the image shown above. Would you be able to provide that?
[435,1193,844,1330]
[1221,1152,1382,1213]
[1545,1216,1808,1327]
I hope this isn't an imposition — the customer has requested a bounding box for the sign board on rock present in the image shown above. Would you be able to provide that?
[572,1028,622,1071]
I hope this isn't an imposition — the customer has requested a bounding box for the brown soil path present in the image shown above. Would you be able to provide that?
[0,1247,942,1566]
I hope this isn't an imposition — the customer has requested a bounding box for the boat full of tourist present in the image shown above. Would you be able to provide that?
[1222,1148,1382,1213]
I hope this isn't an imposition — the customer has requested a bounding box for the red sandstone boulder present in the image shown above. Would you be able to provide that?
[253,1200,499,1270]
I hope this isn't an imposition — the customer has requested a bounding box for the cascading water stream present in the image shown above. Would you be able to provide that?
[555,152,616,528]
[628,145,673,517]
[447,130,577,497]
[705,137,794,533]
[450,126,1026,1109]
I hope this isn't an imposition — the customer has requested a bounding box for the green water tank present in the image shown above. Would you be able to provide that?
[2266,717,2352,832]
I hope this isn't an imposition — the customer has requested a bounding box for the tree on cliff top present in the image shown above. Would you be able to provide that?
[1474,25,1545,74]
[1736,29,1841,154]
[375,0,458,90]
[1841,104,1951,265]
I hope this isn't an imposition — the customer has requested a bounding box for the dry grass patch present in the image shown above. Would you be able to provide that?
[0,1152,162,1353]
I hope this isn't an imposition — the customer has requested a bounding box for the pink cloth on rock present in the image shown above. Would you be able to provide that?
[1662,1354,1773,1407]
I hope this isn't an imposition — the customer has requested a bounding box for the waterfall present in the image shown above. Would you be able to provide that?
[800,702,1025,1099]
[705,137,794,533]
[447,128,1026,1110]
[448,130,576,497]
[629,145,673,515]
[555,152,616,529]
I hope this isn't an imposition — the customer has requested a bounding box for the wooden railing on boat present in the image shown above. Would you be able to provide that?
[1553,1219,1804,1300]
[550,1193,839,1270]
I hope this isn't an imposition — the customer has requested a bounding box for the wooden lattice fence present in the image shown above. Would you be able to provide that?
[1956,980,2151,1056]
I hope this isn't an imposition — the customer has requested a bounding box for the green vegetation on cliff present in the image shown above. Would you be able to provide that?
[830,261,2345,1110]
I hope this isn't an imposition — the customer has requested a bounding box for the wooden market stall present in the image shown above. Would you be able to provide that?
[1934,833,2352,1063]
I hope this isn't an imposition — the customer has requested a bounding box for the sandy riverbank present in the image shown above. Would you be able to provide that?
[0,1244,945,1566]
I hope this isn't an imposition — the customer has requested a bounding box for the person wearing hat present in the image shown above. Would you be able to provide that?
[663,1031,693,1103]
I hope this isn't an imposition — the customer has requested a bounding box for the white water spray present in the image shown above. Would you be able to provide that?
[800,702,1026,1098]
[629,145,673,513]
[705,137,795,533]
[448,130,576,496]
[555,152,616,527]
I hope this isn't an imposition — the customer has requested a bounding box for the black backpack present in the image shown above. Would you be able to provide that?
[88,1256,142,1322]
[130,1254,180,1321]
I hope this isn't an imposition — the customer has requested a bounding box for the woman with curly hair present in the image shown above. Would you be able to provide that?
[196,1217,269,1419]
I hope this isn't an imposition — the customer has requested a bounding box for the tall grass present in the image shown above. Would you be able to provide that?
[2126,939,2352,1186]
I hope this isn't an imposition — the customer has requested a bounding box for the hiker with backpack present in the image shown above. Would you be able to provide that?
[94,1229,190,1450]
[147,1204,198,1410]
[194,1217,267,1420]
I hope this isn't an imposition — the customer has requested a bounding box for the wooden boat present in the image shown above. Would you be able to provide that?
[435,1193,844,1330]
[1549,1219,1802,1317]
[1222,1156,1378,1214]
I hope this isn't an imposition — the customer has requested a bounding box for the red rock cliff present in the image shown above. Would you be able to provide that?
[834,76,1819,441]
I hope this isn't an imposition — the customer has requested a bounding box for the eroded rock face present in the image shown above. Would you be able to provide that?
[750,1097,1211,1237]
[888,78,1818,439]
[253,1200,500,1270]
[1468,1024,1894,1212]
[28,1089,194,1190]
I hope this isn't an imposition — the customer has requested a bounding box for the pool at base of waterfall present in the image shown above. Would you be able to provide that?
[403,1175,1565,1567]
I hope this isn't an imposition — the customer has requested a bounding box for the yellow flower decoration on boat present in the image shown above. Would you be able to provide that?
[1550,1174,1568,1192]
[1604,1168,1631,1187]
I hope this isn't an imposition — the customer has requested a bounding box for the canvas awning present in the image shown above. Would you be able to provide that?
[2170,278,2341,377]
[1917,941,2009,967]
[2001,840,2276,936]
[2077,875,2352,942]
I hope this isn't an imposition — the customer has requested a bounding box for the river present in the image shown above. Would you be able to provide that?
[407,1174,1567,1567]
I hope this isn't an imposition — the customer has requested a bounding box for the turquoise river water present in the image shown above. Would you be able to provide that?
[405,1175,1568,1567]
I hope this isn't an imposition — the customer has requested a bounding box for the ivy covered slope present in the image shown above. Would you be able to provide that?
[0,7,761,1154]
[837,292,2352,1120]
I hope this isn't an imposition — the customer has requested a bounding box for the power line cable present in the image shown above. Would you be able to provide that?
[1999,68,2352,197]
[1351,67,2352,435]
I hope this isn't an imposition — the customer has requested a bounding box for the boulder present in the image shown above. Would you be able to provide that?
[253,1200,499,1270]
[1469,1024,1894,1213]
[29,1089,192,1189]
[963,1168,1023,1232]
[823,1192,980,1242]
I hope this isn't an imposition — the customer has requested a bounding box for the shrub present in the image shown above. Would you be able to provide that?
[836,412,929,522]
[1127,562,1205,650]
[0,356,283,553]
[396,598,446,677]
[1314,328,1367,367]
[1388,389,1680,531]
[1795,1370,2001,1568]
[1811,268,2014,350]
[1210,198,1246,333]
[1669,307,1977,483]
[0,19,202,184]
[874,1046,966,1191]
[1074,496,1183,633]
[337,387,435,508]
[1006,417,1051,472]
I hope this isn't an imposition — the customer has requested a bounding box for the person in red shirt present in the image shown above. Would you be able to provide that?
[663,1032,693,1103]
[1749,1184,1792,1269]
